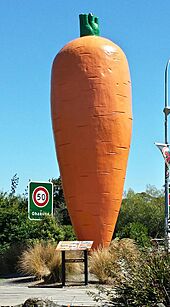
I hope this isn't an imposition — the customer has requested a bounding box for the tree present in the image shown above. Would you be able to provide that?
[51,177,71,225]
[115,186,164,243]
[10,173,19,196]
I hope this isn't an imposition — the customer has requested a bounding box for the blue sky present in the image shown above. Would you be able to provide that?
[0,0,170,194]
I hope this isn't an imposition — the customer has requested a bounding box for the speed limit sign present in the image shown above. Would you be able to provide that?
[28,181,53,220]
[32,186,49,207]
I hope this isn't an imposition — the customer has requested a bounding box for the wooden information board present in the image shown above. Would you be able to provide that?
[56,241,93,286]
[56,240,93,251]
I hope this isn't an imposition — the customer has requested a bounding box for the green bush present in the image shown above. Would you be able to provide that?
[117,222,151,247]
[61,225,76,241]
[0,190,75,275]
[0,243,25,275]
[115,186,164,246]
[114,251,170,306]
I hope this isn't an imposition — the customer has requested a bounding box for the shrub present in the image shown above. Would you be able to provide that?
[61,225,76,241]
[0,179,76,276]
[90,250,170,307]
[116,222,151,247]
[0,197,76,276]
[0,243,26,276]
[114,251,170,306]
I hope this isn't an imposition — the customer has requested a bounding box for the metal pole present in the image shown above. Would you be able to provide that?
[164,60,170,252]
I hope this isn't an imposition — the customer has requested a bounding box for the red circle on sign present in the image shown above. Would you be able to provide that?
[32,186,49,207]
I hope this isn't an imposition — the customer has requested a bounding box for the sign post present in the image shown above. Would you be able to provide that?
[28,181,53,220]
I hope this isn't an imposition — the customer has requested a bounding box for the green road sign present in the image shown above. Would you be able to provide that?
[28,181,53,220]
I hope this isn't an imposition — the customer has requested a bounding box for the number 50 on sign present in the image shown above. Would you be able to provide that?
[28,181,53,220]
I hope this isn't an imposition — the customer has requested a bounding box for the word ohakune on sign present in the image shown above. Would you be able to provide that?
[28,181,53,220]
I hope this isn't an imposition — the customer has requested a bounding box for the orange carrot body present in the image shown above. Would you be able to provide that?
[51,36,132,249]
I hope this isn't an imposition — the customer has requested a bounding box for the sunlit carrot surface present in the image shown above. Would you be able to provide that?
[51,16,132,249]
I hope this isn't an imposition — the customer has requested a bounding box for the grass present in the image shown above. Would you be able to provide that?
[89,239,170,306]
[89,238,140,284]
[18,242,81,283]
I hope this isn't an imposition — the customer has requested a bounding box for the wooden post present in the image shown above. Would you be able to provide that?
[84,249,88,285]
[61,250,65,287]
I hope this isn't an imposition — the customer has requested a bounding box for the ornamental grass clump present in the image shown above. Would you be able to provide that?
[18,242,80,283]
[89,238,140,284]
[89,246,116,284]
[109,238,141,278]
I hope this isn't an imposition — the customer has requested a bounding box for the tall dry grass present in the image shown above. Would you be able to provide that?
[18,242,81,283]
[89,238,141,284]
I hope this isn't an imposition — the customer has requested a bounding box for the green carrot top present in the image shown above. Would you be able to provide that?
[79,13,100,37]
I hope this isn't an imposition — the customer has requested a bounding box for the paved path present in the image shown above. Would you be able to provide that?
[0,277,100,306]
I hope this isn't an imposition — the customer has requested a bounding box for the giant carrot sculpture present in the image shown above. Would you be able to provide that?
[51,14,132,249]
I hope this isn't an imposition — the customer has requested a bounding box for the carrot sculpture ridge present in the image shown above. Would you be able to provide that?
[51,14,132,249]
